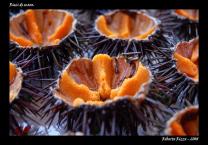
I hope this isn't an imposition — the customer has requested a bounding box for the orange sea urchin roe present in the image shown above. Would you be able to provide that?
[170,121,187,136]
[10,33,33,47]
[54,54,150,106]
[59,70,100,104]
[174,38,199,81]
[92,54,114,100]
[9,62,23,103]
[110,63,149,98]
[25,10,43,45]
[48,14,74,44]
[96,11,157,40]
[9,62,17,84]
[96,16,116,37]
[174,53,198,77]
[175,9,199,21]
[168,107,199,136]
[10,9,74,47]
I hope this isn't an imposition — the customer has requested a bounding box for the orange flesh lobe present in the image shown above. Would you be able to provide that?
[110,63,149,98]
[135,26,156,40]
[9,62,17,84]
[25,10,43,45]
[174,39,199,81]
[92,54,114,100]
[175,9,198,21]
[9,62,23,103]
[174,53,198,77]
[56,54,150,106]
[10,10,74,47]
[59,70,100,104]
[48,14,73,44]
[10,32,33,47]
[113,12,130,38]
[96,11,157,40]
[96,16,115,37]
[170,122,186,136]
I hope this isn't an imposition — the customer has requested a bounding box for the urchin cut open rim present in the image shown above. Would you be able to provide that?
[173,37,199,83]
[9,62,23,103]
[52,54,152,107]
[173,9,199,22]
[165,106,199,136]
[9,9,77,49]
[95,10,160,41]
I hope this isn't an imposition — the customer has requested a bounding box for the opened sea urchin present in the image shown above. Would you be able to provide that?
[39,54,175,135]
[10,9,83,77]
[173,37,199,82]
[53,54,151,106]
[86,10,174,57]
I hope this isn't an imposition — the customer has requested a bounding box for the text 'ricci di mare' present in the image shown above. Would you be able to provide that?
[9,3,34,7]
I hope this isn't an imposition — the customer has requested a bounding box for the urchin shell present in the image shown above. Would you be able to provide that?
[9,9,85,78]
[154,10,198,42]
[85,10,173,59]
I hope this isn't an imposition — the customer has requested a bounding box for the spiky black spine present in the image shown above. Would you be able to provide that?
[67,98,174,136]
[9,53,54,135]
[147,48,198,109]
[152,64,198,108]
[39,91,174,135]
[10,88,42,136]
[154,10,198,42]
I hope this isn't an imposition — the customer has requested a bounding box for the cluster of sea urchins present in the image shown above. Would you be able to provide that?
[9,9,199,136]
[9,9,82,135]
